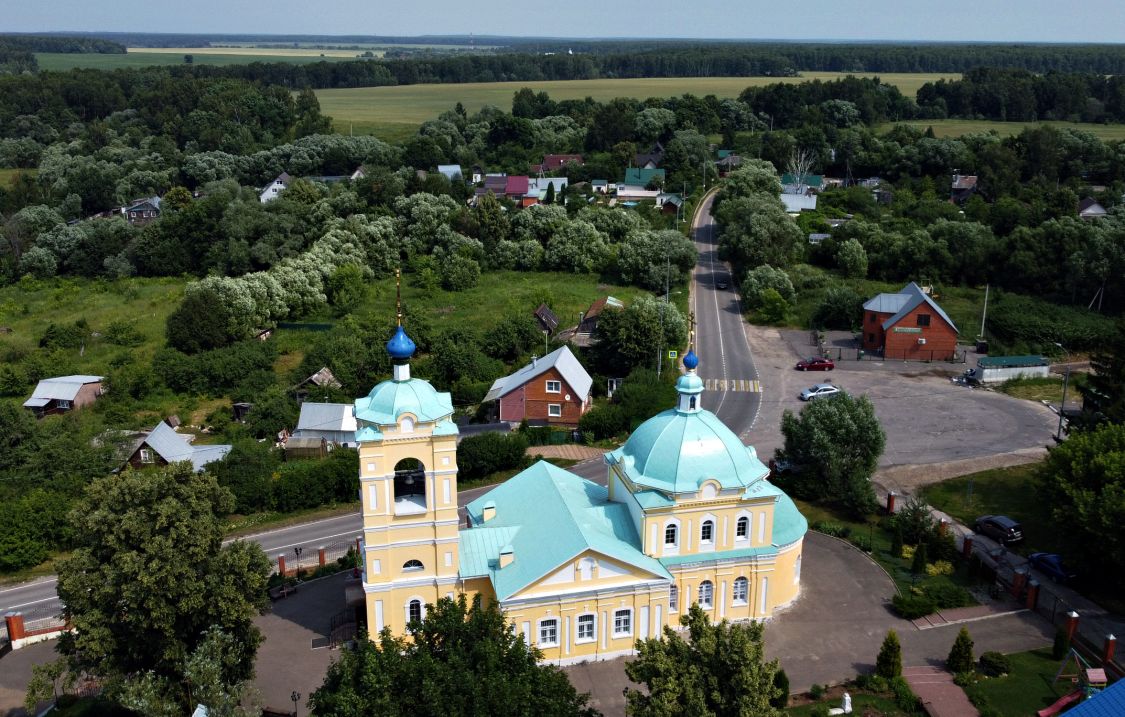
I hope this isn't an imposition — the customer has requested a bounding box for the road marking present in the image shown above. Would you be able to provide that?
[0,577,57,595]
[224,511,363,545]
[705,379,761,392]
[6,596,59,609]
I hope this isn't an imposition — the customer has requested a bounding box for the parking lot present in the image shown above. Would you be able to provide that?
[744,326,1058,480]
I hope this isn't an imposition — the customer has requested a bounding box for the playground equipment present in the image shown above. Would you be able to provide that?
[1037,648,1108,716]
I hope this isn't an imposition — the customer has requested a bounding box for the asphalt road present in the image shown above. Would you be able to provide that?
[689,190,762,438]
[0,192,753,629]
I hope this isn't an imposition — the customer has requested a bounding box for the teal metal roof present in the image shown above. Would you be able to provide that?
[463,461,672,601]
[771,494,809,547]
[977,355,1048,368]
[622,167,666,186]
[606,408,769,495]
[354,376,454,427]
[660,544,777,566]
[781,173,824,188]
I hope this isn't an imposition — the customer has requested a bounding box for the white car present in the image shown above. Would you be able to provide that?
[799,383,840,401]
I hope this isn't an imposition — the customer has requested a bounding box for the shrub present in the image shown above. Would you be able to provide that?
[849,534,873,552]
[876,630,903,679]
[457,432,530,481]
[911,541,929,575]
[103,319,145,346]
[811,520,850,538]
[578,404,628,440]
[924,582,974,610]
[741,264,797,308]
[810,287,863,330]
[978,651,1011,677]
[891,593,936,619]
[1052,626,1071,660]
[890,677,921,712]
[926,560,954,577]
[770,669,789,708]
[809,683,825,699]
[890,526,904,558]
[947,627,975,674]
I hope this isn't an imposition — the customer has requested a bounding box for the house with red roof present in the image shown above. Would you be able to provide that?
[531,154,584,174]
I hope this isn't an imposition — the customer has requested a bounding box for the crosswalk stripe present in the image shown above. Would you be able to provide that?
[702,378,762,393]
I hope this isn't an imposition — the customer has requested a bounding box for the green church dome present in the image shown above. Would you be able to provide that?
[609,407,769,495]
[355,377,454,427]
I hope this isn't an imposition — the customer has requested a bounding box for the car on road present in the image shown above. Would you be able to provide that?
[1027,553,1076,583]
[716,280,728,290]
[973,515,1023,544]
[799,383,841,401]
[796,357,835,371]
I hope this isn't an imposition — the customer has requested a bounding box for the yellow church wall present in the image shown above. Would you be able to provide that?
[640,498,777,559]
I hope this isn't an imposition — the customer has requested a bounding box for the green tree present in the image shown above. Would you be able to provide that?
[758,288,790,324]
[810,287,863,331]
[890,525,904,559]
[55,464,270,707]
[326,263,368,315]
[1038,422,1125,589]
[243,385,299,440]
[625,604,781,717]
[876,630,903,679]
[836,239,869,279]
[310,594,598,717]
[1080,318,1125,425]
[947,627,975,674]
[593,296,687,377]
[207,439,279,514]
[778,391,885,517]
[911,541,929,576]
[741,264,797,309]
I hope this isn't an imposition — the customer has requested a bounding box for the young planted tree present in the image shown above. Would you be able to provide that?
[911,541,929,576]
[876,630,903,679]
[625,604,782,717]
[947,627,975,674]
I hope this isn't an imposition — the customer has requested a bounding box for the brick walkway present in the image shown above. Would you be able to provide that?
[526,445,607,462]
[903,665,980,717]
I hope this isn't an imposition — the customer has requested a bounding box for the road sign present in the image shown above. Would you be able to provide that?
[668,350,678,359]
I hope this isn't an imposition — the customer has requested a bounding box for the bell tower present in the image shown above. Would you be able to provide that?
[356,273,461,635]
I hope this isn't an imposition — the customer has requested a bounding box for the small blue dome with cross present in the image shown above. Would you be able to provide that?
[683,349,699,370]
[386,325,416,361]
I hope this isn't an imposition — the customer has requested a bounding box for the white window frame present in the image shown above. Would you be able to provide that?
[538,618,559,647]
[613,608,633,637]
[547,403,562,417]
[545,379,562,393]
[402,559,424,572]
[668,584,679,613]
[406,597,425,625]
[732,577,749,605]
[57,399,71,409]
[576,613,596,643]
[700,519,714,545]
[698,580,714,609]
[663,519,681,555]
[140,448,154,464]
[735,515,750,541]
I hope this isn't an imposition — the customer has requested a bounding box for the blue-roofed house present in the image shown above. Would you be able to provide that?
[862,282,959,360]
[355,320,808,665]
[1058,677,1125,717]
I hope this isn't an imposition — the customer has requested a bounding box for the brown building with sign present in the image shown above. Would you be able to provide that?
[862,282,958,361]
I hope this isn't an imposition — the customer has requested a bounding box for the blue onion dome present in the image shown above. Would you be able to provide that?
[386,325,416,361]
[683,349,699,370]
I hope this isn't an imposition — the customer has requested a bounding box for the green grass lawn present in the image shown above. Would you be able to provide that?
[920,463,1056,556]
[963,648,1072,717]
[315,72,955,142]
[787,692,919,716]
[878,118,1125,141]
[996,375,1073,405]
[0,167,36,185]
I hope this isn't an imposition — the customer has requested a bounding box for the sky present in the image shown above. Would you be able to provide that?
[7,0,1125,43]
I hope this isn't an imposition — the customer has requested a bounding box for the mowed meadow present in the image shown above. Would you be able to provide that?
[314,73,958,142]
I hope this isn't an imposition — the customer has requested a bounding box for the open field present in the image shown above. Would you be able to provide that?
[315,73,958,142]
[35,50,366,71]
[134,46,374,58]
[878,118,1125,140]
[0,168,36,185]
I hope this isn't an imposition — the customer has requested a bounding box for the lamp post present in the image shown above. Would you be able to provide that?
[543,330,548,356]
[291,691,301,717]
[1054,342,1071,440]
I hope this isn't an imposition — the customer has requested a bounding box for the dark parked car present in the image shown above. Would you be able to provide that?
[796,357,835,371]
[1028,553,1076,583]
[973,515,1023,544]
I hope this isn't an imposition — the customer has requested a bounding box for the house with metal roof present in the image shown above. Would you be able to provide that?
[291,402,359,447]
[621,167,666,188]
[122,196,161,227]
[124,421,231,473]
[437,165,463,183]
[259,172,290,204]
[354,325,808,665]
[862,282,959,361]
[1078,197,1108,220]
[483,345,593,426]
[23,375,104,418]
[781,173,824,191]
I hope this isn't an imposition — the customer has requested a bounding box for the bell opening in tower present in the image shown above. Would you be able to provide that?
[393,457,427,515]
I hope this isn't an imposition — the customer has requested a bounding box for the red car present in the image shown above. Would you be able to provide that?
[795,357,835,371]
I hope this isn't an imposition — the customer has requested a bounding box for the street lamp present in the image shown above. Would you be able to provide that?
[291,691,302,716]
[1054,343,1071,441]
[543,330,549,356]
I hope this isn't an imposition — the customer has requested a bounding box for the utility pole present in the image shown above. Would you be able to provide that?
[979,283,989,340]
[1057,365,1071,441]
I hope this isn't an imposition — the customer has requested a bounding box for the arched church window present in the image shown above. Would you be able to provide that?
[393,458,427,515]
[669,584,679,612]
[698,580,713,608]
[732,577,748,604]
[408,599,423,624]
[664,524,678,545]
[402,559,424,572]
[736,516,749,540]
[700,520,714,544]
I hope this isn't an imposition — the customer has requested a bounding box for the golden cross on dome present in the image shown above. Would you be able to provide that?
[395,268,403,326]
[688,311,696,351]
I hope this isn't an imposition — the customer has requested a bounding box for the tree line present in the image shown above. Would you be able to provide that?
[917,67,1125,123]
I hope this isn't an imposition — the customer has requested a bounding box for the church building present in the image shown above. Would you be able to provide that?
[355,319,807,664]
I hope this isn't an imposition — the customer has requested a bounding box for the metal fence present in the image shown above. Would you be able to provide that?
[271,537,360,577]
[807,331,966,363]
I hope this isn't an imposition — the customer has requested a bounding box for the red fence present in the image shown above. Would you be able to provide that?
[272,537,361,578]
